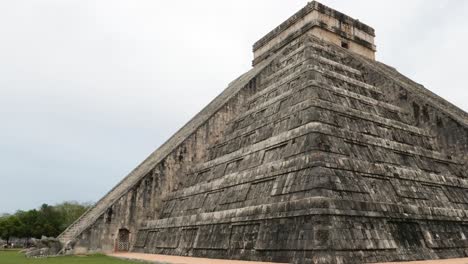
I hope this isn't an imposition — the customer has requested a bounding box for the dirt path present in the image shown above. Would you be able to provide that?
[374,258,468,264]
[109,252,287,264]
[109,253,468,264]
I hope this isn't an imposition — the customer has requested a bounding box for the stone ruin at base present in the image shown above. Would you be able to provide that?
[23,236,62,258]
[57,2,468,263]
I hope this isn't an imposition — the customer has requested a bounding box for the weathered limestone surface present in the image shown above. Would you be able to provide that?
[62,2,468,263]
[24,236,62,258]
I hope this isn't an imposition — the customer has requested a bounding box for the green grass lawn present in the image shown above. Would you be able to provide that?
[0,250,142,264]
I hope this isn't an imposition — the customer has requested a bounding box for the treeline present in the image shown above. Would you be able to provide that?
[0,202,91,244]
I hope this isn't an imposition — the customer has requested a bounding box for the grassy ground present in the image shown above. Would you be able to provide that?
[0,250,142,264]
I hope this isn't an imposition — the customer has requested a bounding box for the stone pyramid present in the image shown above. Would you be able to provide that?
[59,2,468,263]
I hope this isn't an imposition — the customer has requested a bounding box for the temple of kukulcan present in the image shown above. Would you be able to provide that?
[59,2,468,263]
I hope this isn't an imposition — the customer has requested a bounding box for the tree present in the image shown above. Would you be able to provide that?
[37,204,62,237]
[0,201,92,241]
[54,201,91,231]
[0,215,21,244]
[16,210,40,239]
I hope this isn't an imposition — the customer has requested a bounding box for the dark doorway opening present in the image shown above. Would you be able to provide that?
[117,228,130,252]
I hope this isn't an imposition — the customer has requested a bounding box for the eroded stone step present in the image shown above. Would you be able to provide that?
[321,67,381,94]
[254,53,370,105]
[316,80,404,113]
[145,195,468,230]
[317,152,468,196]
[185,123,461,198]
[157,148,467,219]
[190,118,455,189]
[210,89,419,162]
[311,53,362,76]
[244,54,381,122]
[245,66,310,109]
[218,95,431,154]
[309,41,359,69]
[253,44,311,88]
[246,47,363,108]
[168,153,468,206]
[232,79,386,133]
[235,78,407,133]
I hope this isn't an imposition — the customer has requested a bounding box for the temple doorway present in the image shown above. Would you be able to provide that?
[117,228,130,252]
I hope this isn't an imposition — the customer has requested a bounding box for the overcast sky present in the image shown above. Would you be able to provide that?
[1,0,467,214]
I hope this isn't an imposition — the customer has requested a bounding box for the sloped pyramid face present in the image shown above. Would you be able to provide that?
[62,3,468,264]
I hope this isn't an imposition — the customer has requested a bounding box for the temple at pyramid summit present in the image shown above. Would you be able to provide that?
[59,2,468,263]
